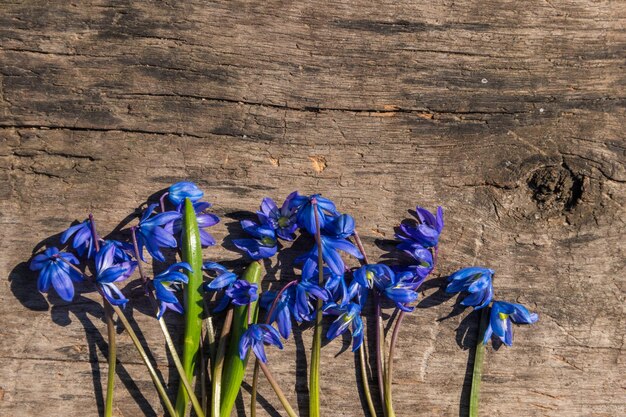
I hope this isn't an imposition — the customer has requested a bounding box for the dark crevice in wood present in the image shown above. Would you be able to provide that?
[113,92,528,117]
[0,123,205,138]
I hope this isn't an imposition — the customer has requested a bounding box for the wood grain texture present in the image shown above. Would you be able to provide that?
[0,1,624,416]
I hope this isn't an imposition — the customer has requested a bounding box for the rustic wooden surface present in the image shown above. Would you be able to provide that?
[1,1,625,416]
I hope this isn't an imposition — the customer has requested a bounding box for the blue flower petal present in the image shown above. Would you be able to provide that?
[168,181,204,205]
[206,272,238,290]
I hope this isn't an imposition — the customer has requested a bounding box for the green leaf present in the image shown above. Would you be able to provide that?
[175,198,205,416]
[219,261,262,417]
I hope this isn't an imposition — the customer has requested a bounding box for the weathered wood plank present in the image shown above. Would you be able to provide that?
[0,1,625,417]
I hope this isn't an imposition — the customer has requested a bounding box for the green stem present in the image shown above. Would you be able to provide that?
[211,307,233,417]
[243,300,294,416]
[89,214,116,417]
[204,305,217,365]
[104,302,116,417]
[199,331,208,416]
[251,360,260,417]
[376,296,387,417]
[159,317,206,417]
[251,279,299,417]
[353,229,381,417]
[176,198,206,417]
[359,343,378,417]
[131,225,203,417]
[219,261,262,416]
[384,311,405,417]
[258,361,298,417]
[58,255,176,416]
[309,301,322,417]
[469,308,489,417]
[202,299,216,417]
[309,199,325,417]
[109,303,177,417]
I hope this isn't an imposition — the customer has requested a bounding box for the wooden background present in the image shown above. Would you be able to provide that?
[1,1,624,416]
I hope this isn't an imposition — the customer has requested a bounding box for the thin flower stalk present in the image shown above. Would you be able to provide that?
[200,328,208,416]
[384,312,405,417]
[109,302,177,417]
[103,297,116,417]
[244,301,298,417]
[309,199,325,417]
[202,296,217,416]
[159,192,169,212]
[251,280,299,417]
[359,342,378,417]
[354,229,384,417]
[259,361,298,417]
[375,293,387,417]
[219,262,262,417]
[469,308,489,417]
[58,253,179,417]
[88,214,116,417]
[385,237,440,417]
[211,307,234,417]
[130,227,205,417]
[158,317,205,417]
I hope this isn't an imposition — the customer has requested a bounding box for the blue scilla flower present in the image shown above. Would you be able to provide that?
[397,244,435,280]
[61,220,97,258]
[233,220,278,260]
[104,239,134,262]
[136,203,181,262]
[355,265,419,312]
[289,192,338,235]
[300,262,350,307]
[324,269,351,307]
[30,247,84,302]
[203,262,255,312]
[165,201,220,247]
[292,279,330,322]
[347,279,369,309]
[257,195,298,241]
[239,324,283,363]
[168,181,204,206]
[353,264,395,290]
[396,206,444,248]
[325,302,364,351]
[390,265,429,292]
[205,276,258,312]
[445,267,494,310]
[153,262,191,319]
[322,213,355,239]
[203,261,238,290]
[383,271,421,311]
[483,301,538,346]
[298,235,363,276]
[225,280,259,306]
[260,288,296,339]
[95,242,137,306]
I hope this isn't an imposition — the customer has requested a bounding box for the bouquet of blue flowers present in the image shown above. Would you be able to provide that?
[29,181,538,417]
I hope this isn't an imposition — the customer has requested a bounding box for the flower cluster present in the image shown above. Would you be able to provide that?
[248,193,367,352]
[203,261,259,312]
[250,197,445,355]
[29,181,220,317]
[31,220,139,307]
[26,183,540,417]
[445,266,538,346]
